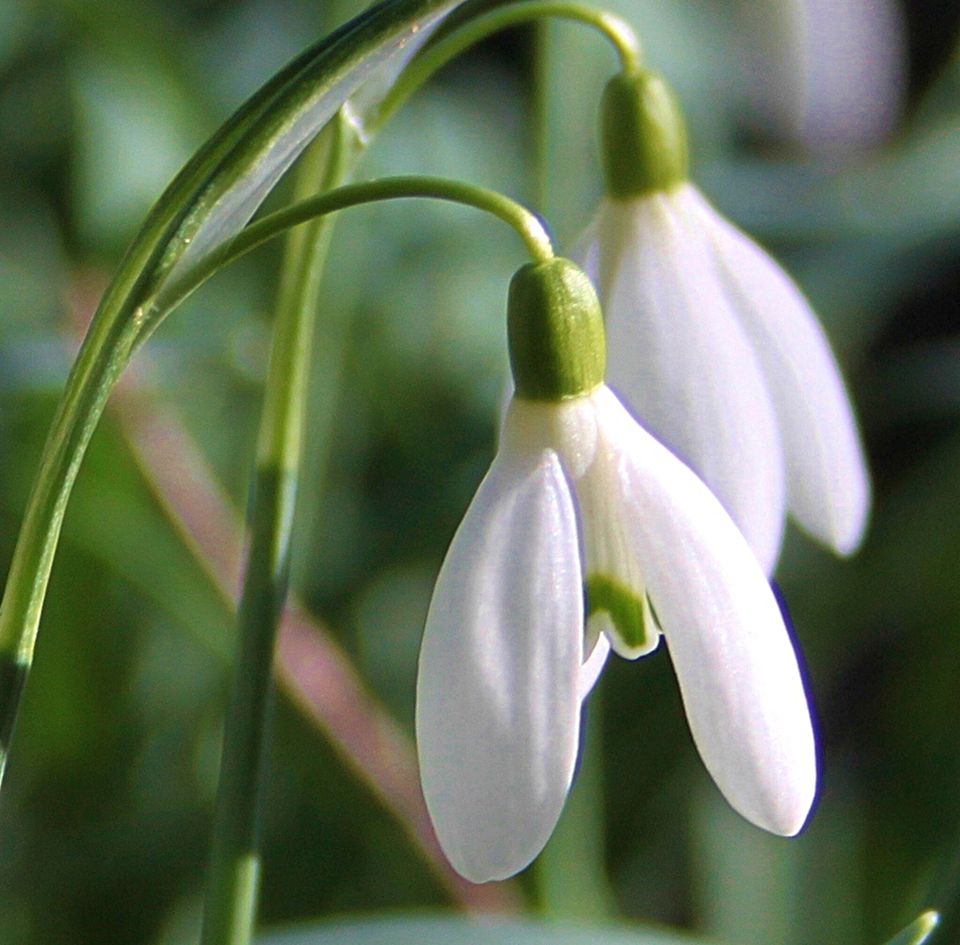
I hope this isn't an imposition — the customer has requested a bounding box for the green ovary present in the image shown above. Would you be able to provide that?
[586,573,651,653]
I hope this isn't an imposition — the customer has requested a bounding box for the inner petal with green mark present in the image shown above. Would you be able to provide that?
[586,573,660,659]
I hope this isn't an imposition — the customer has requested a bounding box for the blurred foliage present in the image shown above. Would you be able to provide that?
[1,0,959,944]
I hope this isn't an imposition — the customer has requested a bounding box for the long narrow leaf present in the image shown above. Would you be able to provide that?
[158,0,461,288]
[0,0,466,784]
[259,916,701,945]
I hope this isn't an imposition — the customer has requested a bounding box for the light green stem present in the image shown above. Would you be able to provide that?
[374,0,641,129]
[537,691,616,918]
[200,115,353,945]
[143,176,554,320]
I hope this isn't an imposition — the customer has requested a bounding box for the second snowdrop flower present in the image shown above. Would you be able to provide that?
[416,257,816,884]
[578,69,871,573]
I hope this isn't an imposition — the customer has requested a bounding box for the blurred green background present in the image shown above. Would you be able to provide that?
[1,0,960,943]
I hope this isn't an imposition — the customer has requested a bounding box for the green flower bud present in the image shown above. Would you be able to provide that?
[508,258,606,401]
[601,70,689,199]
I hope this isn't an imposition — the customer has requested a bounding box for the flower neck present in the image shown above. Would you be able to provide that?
[508,258,607,401]
[600,69,689,199]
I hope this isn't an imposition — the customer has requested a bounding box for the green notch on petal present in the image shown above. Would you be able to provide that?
[586,574,652,655]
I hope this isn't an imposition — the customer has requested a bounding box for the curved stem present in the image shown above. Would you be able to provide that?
[375,0,641,129]
[142,175,554,323]
[0,0,473,789]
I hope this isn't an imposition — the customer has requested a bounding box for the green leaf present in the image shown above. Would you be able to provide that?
[155,0,464,291]
[880,912,940,945]
[258,916,707,945]
[0,0,466,786]
[258,911,945,945]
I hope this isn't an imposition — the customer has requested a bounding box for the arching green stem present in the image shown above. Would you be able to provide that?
[0,0,469,788]
[374,0,641,129]
[142,175,554,324]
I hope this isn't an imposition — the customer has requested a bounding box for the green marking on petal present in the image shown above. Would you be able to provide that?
[586,573,651,656]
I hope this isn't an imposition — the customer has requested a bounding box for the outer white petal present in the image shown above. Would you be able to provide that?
[583,191,787,574]
[593,388,816,835]
[416,416,583,883]
[683,186,871,554]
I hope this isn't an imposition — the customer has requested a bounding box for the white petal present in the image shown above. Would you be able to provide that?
[685,186,871,554]
[579,633,611,701]
[593,387,816,835]
[584,192,787,574]
[569,210,602,288]
[416,421,583,882]
[734,0,905,154]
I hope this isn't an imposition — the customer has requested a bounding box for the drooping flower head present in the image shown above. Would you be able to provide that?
[416,257,816,883]
[578,68,871,574]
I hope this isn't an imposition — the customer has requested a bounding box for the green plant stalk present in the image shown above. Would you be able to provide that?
[533,18,551,213]
[0,0,462,787]
[373,0,641,129]
[143,176,555,320]
[200,116,354,945]
[188,176,550,945]
[536,691,615,919]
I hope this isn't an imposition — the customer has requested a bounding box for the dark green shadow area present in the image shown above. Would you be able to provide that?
[0,654,28,776]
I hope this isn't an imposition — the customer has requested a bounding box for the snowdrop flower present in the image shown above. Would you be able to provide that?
[577,70,870,573]
[416,257,816,883]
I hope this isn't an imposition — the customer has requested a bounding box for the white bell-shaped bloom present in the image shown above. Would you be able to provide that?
[584,70,871,573]
[580,186,870,573]
[416,383,817,883]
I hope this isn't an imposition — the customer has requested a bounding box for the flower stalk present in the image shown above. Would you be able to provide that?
[143,176,555,320]
[375,0,641,128]
[199,116,353,945]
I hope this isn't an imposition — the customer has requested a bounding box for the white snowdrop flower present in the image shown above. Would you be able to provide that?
[416,258,816,883]
[578,70,871,574]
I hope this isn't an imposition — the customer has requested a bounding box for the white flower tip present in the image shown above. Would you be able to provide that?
[605,626,661,661]
[442,839,538,885]
[713,743,816,839]
[720,714,818,839]
[750,774,816,838]
[792,441,872,558]
[824,467,872,558]
[585,574,661,660]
